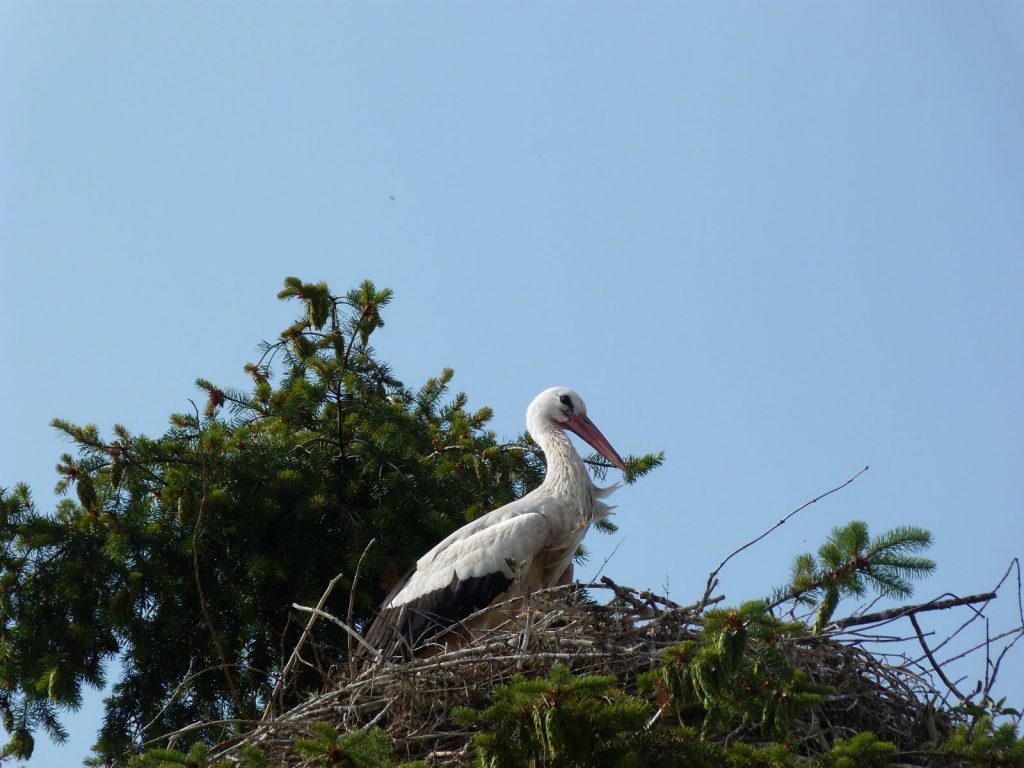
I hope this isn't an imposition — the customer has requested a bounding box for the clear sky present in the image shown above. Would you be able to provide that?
[2,3,1022,766]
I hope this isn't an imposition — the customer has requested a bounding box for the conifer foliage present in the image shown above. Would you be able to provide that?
[769,521,935,634]
[0,278,662,762]
[452,664,651,768]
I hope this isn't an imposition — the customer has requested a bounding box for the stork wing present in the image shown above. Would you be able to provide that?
[363,511,551,657]
[413,492,537,572]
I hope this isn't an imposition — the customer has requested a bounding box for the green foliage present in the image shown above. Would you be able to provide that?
[125,742,210,767]
[955,695,1023,722]
[453,663,652,768]
[652,726,725,767]
[0,277,664,763]
[237,745,268,768]
[725,741,798,768]
[817,732,896,768]
[127,737,422,768]
[943,714,1024,767]
[770,521,935,633]
[649,601,830,740]
[293,724,396,767]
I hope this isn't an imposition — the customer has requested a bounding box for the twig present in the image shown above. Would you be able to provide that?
[600,576,648,612]
[938,627,1024,667]
[700,466,869,606]
[639,587,681,610]
[264,572,346,720]
[142,659,195,734]
[360,698,395,731]
[347,538,377,676]
[143,662,269,735]
[293,603,393,668]
[188,398,240,712]
[828,592,997,631]
[910,614,967,703]
[517,566,534,667]
[142,717,264,747]
[579,582,723,618]
[406,650,623,673]
[985,629,1024,699]
[673,594,725,613]
[921,592,993,661]
[994,557,1023,625]
[589,537,625,583]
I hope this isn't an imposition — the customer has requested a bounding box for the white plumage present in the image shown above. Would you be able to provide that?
[364,387,627,658]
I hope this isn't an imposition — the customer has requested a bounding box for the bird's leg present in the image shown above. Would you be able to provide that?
[505,557,531,597]
[505,557,535,661]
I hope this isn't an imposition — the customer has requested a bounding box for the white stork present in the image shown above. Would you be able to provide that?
[364,386,627,658]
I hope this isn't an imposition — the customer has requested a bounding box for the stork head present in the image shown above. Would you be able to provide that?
[526,387,628,472]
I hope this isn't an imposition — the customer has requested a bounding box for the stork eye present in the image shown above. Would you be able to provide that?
[558,394,574,411]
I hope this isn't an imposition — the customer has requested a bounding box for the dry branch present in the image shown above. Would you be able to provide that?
[829,592,997,631]
[264,572,346,719]
[700,465,870,605]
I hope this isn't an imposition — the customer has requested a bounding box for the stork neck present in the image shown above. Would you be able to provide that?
[536,423,591,493]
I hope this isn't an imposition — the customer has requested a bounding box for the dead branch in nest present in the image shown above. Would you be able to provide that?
[264,572,346,719]
[829,592,998,631]
[910,613,968,703]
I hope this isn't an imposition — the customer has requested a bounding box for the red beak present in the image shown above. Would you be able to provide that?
[564,413,628,472]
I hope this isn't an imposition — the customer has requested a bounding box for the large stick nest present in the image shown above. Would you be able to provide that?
[207,580,980,766]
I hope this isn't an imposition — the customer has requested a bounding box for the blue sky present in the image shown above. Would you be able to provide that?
[2,3,1022,765]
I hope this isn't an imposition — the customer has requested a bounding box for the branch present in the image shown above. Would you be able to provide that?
[994,557,1023,625]
[188,399,240,712]
[638,587,681,611]
[599,576,648,612]
[144,662,269,736]
[985,628,1024,699]
[828,592,997,631]
[142,718,265,748]
[263,572,346,720]
[588,538,625,583]
[910,613,968,703]
[292,604,393,668]
[347,538,376,676]
[939,627,1024,668]
[915,562,1022,665]
[701,465,870,606]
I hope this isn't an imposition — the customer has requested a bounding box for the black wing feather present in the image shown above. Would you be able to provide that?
[364,569,514,659]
